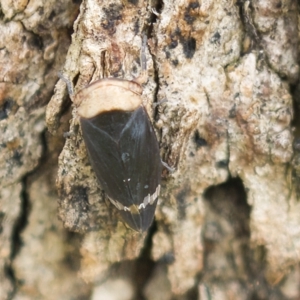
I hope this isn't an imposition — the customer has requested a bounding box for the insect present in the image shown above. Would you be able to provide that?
[75,77,162,232]
[61,37,162,232]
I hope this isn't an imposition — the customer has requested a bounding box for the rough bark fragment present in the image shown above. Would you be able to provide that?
[13,157,90,300]
[226,54,298,280]
[153,0,243,293]
[252,0,299,83]
[0,0,79,298]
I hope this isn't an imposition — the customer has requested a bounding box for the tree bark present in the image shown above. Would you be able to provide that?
[1,0,299,299]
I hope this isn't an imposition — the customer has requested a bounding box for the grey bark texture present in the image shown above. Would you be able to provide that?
[0,0,300,299]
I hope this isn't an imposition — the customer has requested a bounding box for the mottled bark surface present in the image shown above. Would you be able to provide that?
[1,0,300,299]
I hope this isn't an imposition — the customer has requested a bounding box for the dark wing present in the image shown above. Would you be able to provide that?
[80,106,161,231]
